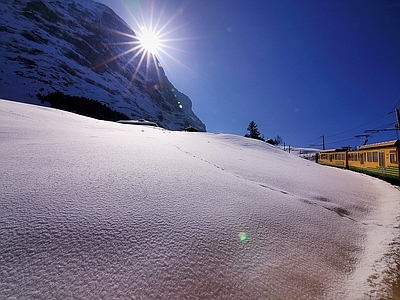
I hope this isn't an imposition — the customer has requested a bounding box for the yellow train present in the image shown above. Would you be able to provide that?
[317,140,400,184]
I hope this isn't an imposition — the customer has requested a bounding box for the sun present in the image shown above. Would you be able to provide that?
[98,0,197,91]
[138,26,160,55]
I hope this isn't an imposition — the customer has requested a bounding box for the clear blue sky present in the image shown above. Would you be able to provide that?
[96,0,400,149]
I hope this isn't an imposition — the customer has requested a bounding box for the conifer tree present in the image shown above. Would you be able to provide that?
[245,121,263,140]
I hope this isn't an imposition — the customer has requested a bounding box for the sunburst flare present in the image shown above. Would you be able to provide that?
[99,0,197,88]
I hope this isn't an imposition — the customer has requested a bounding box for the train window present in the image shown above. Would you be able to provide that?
[379,152,385,167]
[390,151,397,164]
[367,152,372,162]
[334,154,344,160]
[359,153,365,164]
[372,152,378,162]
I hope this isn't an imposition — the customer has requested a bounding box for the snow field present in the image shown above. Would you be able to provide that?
[1,99,400,299]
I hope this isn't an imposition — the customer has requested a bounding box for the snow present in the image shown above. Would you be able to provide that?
[1,99,400,299]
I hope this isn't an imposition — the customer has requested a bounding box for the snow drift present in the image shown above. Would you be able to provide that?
[1,99,399,299]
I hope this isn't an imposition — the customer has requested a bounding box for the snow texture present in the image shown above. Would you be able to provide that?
[1,99,400,299]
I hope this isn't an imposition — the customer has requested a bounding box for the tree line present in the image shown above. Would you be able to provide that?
[37,91,129,122]
[245,120,282,146]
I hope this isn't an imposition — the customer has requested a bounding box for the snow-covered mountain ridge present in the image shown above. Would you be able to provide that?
[0,0,206,131]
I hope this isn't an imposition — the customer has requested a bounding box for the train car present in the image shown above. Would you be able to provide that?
[317,140,400,184]
[317,149,348,169]
[347,140,400,182]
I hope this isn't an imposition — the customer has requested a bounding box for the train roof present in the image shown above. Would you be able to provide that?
[319,148,348,153]
[358,140,400,150]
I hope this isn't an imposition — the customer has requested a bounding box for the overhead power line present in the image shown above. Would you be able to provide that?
[307,109,398,148]
[326,112,393,139]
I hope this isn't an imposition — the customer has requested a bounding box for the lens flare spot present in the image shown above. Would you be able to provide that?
[238,232,247,242]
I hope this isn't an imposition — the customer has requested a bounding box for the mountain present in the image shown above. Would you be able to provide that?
[0,0,206,131]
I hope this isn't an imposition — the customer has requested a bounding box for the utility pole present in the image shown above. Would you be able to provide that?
[309,135,325,150]
[364,109,400,139]
[396,108,400,140]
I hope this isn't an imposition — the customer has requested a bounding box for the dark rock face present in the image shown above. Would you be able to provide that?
[0,0,206,131]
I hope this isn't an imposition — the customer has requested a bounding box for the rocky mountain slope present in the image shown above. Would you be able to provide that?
[0,0,206,131]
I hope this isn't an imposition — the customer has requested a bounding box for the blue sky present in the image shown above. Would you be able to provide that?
[96,0,400,149]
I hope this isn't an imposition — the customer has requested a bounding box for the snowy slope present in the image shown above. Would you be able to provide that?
[1,99,400,299]
[0,0,205,131]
